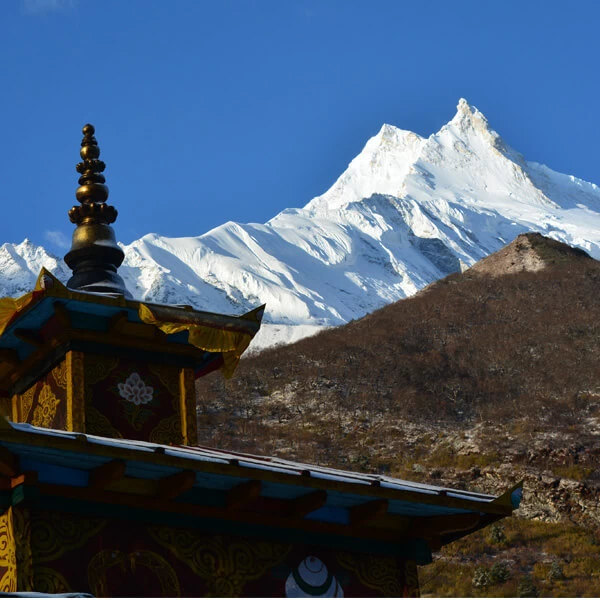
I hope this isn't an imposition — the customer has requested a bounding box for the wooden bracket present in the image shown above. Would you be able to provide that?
[0,349,19,368]
[0,446,18,478]
[53,302,71,328]
[89,460,126,490]
[285,489,327,519]
[226,479,262,511]
[156,470,196,501]
[14,329,44,348]
[349,498,389,526]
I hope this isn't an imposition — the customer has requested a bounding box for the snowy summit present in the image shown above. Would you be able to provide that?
[2,99,600,349]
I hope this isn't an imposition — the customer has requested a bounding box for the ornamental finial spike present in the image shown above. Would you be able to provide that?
[64,125,131,298]
[68,124,117,225]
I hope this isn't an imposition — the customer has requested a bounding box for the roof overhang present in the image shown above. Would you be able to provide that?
[0,420,522,564]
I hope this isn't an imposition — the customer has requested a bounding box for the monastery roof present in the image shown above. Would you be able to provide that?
[0,418,521,562]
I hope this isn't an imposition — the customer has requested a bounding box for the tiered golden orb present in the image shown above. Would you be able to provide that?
[64,124,131,297]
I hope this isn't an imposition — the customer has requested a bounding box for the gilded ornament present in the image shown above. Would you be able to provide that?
[0,508,17,592]
[148,526,290,596]
[337,551,405,597]
[31,384,60,429]
[66,351,85,432]
[31,511,107,563]
[15,385,36,423]
[84,354,120,386]
[13,507,33,592]
[33,567,72,595]
[51,361,69,391]
[64,124,131,297]
[404,560,420,598]
[85,406,122,439]
[150,414,183,445]
[150,363,181,401]
[88,550,180,597]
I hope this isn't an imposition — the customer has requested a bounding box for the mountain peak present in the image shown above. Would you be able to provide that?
[374,123,423,148]
[448,97,493,136]
[457,97,475,113]
[467,233,593,277]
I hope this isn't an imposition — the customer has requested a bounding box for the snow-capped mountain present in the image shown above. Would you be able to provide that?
[3,99,600,349]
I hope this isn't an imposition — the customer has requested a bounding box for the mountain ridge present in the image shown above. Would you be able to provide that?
[2,99,600,349]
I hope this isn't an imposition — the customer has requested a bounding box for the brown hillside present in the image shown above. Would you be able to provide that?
[195,233,600,595]
[468,232,593,276]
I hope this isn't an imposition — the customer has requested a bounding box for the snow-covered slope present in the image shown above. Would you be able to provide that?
[3,99,600,350]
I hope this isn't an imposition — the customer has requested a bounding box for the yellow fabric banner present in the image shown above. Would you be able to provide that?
[138,304,260,378]
[0,268,62,338]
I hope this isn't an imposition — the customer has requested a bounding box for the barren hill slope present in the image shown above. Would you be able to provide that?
[196,233,600,596]
[468,231,593,276]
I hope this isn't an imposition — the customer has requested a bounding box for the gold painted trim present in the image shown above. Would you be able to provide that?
[66,351,85,432]
[179,368,197,446]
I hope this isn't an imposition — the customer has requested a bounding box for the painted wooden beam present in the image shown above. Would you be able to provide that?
[89,460,126,490]
[156,470,196,501]
[226,479,262,511]
[0,446,18,478]
[53,302,71,328]
[349,498,389,526]
[108,311,128,334]
[0,349,19,367]
[35,481,414,546]
[14,329,44,348]
[409,512,481,538]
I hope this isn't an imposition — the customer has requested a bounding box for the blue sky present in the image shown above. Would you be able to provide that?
[2,0,600,253]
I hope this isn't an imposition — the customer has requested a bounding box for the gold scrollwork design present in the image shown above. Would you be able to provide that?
[404,560,420,598]
[337,550,406,597]
[84,406,122,439]
[148,526,290,596]
[13,507,32,591]
[31,384,60,429]
[149,363,181,403]
[31,511,107,564]
[0,508,17,592]
[67,351,85,432]
[88,550,180,597]
[149,414,183,445]
[16,384,36,423]
[51,360,69,391]
[33,567,72,594]
[84,354,120,386]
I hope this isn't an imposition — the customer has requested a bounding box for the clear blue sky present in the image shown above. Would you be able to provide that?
[2,0,600,253]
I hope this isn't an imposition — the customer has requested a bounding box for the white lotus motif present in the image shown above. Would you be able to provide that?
[285,556,343,597]
[117,372,154,406]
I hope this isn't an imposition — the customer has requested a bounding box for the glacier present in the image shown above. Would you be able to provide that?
[2,98,600,350]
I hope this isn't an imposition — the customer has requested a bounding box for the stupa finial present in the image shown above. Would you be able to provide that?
[68,124,117,225]
[64,124,131,298]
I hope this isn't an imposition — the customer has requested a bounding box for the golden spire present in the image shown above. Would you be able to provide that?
[64,125,131,298]
[68,123,117,226]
